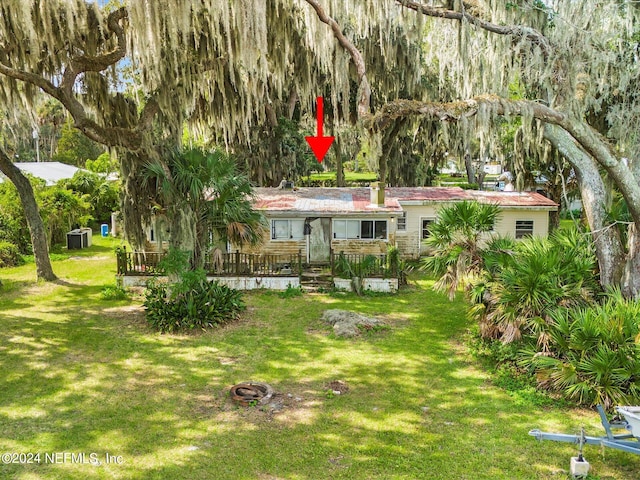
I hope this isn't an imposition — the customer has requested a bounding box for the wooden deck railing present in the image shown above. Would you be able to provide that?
[116,250,165,276]
[204,252,302,276]
[116,248,303,277]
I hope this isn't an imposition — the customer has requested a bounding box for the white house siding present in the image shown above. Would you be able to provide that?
[396,203,454,258]
[393,204,551,258]
[493,209,550,238]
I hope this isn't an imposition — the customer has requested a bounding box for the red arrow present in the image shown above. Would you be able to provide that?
[305,96,334,163]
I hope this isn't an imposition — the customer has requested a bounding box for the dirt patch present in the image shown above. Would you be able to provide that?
[325,380,349,395]
[209,384,323,427]
[217,356,239,365]
[99,304,153,333]
[102,304,146,324]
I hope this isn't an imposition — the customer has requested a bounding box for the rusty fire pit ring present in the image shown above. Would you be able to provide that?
[230,382,274,406]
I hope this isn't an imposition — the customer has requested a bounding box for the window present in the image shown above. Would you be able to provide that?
[347,220,359,239]
[332,219,388,240]
[421,219,434,239]
[374,221,387,239]
[334,220,346,239]
[515,220,534,239]
[397,212,407,231]
[361,220,374,239]
[271,219,304,240]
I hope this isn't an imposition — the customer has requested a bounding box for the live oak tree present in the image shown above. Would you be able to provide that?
[387,1,640,297]
[1,0,639,296]
[0,0,427,264]
[308,0,640,296]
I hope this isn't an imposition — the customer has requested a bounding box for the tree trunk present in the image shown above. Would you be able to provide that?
[379,120,404,185]
[168,203,197,265]
[334,138,345,187]
[464,152,475,185]
[623,225,640,299]
[543,125,626,288]
[0,147,57,281]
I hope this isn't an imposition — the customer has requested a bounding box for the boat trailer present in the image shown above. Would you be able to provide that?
[529,405,640,456]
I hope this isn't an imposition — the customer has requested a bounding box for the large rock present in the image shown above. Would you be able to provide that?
[321,309,386,338]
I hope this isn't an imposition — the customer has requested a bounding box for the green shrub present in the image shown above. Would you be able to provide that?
[0,241,24,268]
[144,278,245,333]
[519,290,640,409]
[359,254,381,277]
[334,252,354,279]
[469,227,599,343]
[144,248,245,332]
[334,252,388,279]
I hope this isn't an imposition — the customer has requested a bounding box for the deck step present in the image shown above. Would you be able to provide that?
[299,268,333,292]
[300,283,333,293]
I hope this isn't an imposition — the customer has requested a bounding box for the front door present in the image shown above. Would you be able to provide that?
[309,218,331,263]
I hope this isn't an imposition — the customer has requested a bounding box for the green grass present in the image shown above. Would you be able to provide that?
[1,240,640,479]
[436,174,499,184]
[305,171,377,182]
[559,218,584,231]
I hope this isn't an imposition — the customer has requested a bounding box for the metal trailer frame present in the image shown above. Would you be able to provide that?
[529,405,640,455]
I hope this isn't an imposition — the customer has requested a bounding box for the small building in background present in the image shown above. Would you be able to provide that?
[0,161,84,186]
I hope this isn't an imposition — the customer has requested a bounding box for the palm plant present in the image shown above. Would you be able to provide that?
[145,148,266,268]
[421,200,501,299]
[519,290,640,409]
[471,227,599,344]
[467,236,518,339]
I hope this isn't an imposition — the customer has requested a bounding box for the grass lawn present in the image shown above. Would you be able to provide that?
[305,171,377,183]
[1,236,640,479]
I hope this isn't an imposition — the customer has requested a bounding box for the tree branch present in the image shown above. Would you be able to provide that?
[61,7,128,94]
[397,0,551,58]
[137,97,160,133]
[370,94,640,225]
[0,6,152,152]
[368,95,564,131]
[304,0,371,120]
[0,62,60,99]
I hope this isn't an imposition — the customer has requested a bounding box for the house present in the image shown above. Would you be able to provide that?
[238,184,558,261]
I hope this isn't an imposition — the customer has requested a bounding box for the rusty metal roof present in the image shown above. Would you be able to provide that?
[466,190,558,208]
[252,186,558,214]
[253,187,402,215]
[388,187,469,202]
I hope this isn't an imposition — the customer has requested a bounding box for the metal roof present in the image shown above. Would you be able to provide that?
[253,186,558,214]
[389,187,470,202]
[253,187,403,215]
[1,162,82,186]
[466,190,558,208]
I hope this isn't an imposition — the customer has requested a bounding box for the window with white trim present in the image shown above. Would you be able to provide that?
[332,219,388,240]
[397,212,407,231]
[515,220,534,239]
[271,219,304,240]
